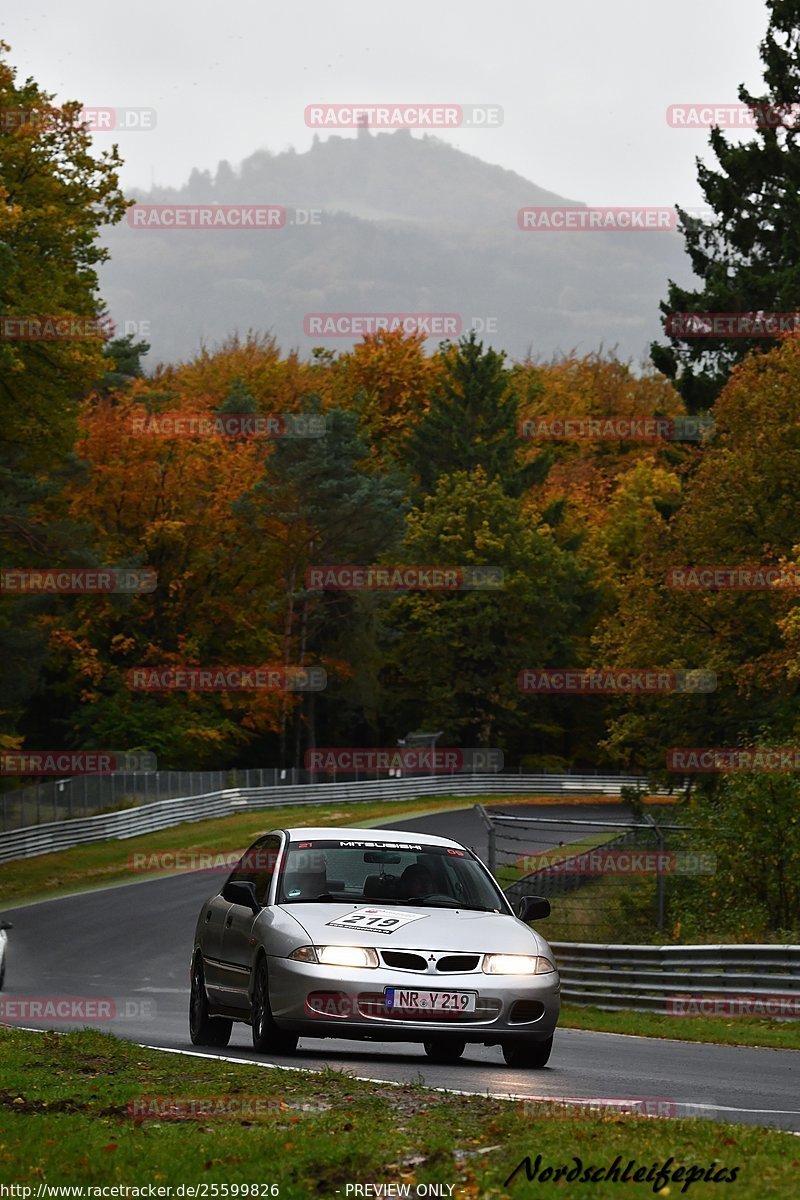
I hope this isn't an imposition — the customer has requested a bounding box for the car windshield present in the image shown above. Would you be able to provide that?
[276,837,508,912]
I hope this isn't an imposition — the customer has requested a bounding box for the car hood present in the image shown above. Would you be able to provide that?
[276,901,552,956]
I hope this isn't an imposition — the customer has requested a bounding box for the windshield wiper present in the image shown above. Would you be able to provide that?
[405,897,498,912]
[280,893,345,903]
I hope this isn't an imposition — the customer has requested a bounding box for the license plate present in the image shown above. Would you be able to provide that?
[384,988,476,1013]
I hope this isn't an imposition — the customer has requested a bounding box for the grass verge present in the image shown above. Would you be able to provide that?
[559,1004,800,1051]
[0,1027,796,1199]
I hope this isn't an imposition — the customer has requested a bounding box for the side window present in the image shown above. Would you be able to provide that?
[250,834,282,905]
[226,834,281,905]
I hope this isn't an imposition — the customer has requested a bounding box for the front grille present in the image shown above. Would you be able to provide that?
[381,950,428,972]
[380,950,482,973]
[436,954,480,973]
[508,999,546,1024]
[357,992,501,1023]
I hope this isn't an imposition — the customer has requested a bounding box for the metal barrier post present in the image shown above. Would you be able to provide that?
[474,804,496,874]
[643,811,666,934]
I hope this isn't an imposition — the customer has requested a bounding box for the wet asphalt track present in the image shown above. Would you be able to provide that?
[1,805,797,1132]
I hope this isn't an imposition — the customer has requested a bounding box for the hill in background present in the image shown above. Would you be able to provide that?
[100,129,694,365]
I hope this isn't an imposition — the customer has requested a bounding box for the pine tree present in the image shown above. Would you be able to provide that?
[406,332,549,496]
[651,1,800,411]
[216,377,258,415]
[96,334,151,397]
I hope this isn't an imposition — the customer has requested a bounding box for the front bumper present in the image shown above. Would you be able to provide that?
[268,955,560,1043]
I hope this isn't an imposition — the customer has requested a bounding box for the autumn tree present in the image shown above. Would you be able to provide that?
[39,344,308,766]
[0,43,129,750]
[334,329,440,467]
[596,333,800,776]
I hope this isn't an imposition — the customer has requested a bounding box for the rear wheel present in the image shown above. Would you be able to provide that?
[189,957,232,1047]
[251,957,298,1055]
[502,1034,553,1068]
[423,1038,466,1064]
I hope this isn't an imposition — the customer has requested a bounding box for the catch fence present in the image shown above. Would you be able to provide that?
[476,807,697,939]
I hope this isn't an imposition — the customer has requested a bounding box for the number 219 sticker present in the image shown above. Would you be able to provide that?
[324,907,428,934]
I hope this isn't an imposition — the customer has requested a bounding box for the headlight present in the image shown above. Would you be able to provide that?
[482,954,556,975]
[289,945,379,968]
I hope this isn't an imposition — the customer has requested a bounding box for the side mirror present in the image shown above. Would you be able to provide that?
[516,895,550,923]
[223,880,260,913]
[0,920,13,931]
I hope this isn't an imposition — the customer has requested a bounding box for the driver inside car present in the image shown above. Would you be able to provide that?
[398,863,435,899]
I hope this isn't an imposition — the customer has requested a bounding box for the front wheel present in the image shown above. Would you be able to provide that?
[251,957,298,1055]
[502,1034,553,1068]
[423,1039,466,1064]
[189,957,232,1047]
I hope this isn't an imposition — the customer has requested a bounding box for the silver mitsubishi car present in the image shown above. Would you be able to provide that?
[190,826,560,1067]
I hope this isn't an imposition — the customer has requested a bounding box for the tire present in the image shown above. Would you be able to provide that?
[502,1034,553,1068]
[423,1039,467,1064]
[189,956,232,1048]
[251,956,298,1055]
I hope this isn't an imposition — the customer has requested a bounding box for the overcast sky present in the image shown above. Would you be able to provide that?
[2,0,769,206]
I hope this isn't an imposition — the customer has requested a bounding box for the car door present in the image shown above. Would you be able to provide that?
[200,894,233,1000]
[217,834,283,1009]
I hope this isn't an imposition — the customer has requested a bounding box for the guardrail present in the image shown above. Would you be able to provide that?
[551,942,800,1014]
[0,774,659,864]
